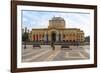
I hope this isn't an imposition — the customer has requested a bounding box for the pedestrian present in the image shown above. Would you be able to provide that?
[51,42,55,50]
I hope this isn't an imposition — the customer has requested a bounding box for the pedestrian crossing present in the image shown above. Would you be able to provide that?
[22,48,89,62]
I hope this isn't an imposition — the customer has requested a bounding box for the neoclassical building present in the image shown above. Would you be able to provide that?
[29,17,84,43]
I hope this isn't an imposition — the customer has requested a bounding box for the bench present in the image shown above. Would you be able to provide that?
[61,45,72,50]
[33,44,41,48]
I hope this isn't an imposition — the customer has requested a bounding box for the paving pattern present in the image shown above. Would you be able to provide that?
[22,45,90,62]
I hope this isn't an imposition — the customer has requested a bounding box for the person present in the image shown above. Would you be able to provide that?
[51,42,55,50]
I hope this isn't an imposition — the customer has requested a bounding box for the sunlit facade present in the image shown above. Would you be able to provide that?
[29,17,84,43]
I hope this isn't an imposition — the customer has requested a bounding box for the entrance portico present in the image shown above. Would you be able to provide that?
[47,29,60,42]
[51,32,56,42]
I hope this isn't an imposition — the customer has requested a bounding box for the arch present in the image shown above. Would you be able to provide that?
[51,32,56,42]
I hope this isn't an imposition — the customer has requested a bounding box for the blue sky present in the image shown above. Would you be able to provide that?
[22,10,90,36]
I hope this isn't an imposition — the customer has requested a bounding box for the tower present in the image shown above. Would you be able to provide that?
[48,17,65,29]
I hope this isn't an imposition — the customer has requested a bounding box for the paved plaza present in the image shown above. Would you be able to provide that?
[22,45,90,62]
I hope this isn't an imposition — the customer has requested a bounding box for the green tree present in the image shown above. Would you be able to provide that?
[22,32,28,42]
[85,36,90,42]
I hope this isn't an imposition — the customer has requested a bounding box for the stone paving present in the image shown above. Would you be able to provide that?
[22,45,90,62]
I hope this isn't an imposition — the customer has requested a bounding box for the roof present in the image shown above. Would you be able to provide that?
[32,28,80,30]
[51,17,64,21]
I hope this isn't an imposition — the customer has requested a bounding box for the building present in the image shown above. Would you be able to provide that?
[29,17,84,43]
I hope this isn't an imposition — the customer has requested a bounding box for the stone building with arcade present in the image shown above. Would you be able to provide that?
[28,17,84,44]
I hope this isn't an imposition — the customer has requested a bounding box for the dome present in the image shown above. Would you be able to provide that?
[52,17,64,21]
[48,17,65,29]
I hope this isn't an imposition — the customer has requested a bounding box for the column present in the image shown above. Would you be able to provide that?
[39,34,41,41]
[46,33,48,42]
[34,34,36,41]
[41,34,43,41]
[35,34,37,41]
[32,34,35,41]
[38,33,40,41]
[56,31,59,42]
[44,32,48,42]
[44,32,46,41]
[48,33,50,41]
[48,34,50,42]
[36,34,38,41]
[61,32,63,42]
[59,33,61,42]
[32,34,33,41]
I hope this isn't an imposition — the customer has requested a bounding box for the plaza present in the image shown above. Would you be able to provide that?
[22,45,89,62]
[22,16,89,62]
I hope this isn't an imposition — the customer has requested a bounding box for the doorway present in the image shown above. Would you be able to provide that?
[51,32,56,42]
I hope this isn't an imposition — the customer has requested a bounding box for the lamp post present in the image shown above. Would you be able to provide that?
[24,27,27,49]
[76,33,79,48]
[24,40,26,49]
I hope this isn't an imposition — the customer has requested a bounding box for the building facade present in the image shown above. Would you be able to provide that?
[29,17,84,43]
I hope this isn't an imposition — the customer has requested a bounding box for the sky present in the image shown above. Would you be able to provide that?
[22,10,91,36]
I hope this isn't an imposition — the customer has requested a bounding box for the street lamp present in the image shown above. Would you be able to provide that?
[24,40,26,49]
[24,27,28,49]
[76,33,79,48]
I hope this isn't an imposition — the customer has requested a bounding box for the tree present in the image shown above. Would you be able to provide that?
[85,36,90,42]
[22,32,28,42]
